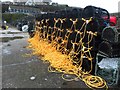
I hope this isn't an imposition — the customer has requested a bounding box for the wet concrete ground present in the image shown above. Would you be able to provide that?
[1,28,89,89]
[1,27,120,89]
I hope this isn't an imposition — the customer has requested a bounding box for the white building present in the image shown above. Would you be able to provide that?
[34,0,52,5]
[13,0,28,2]
[14,0,52,5]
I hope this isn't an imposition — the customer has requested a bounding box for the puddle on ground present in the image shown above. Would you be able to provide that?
[0,36,24,42]
[2,32,22,34]
[2,49,11,55]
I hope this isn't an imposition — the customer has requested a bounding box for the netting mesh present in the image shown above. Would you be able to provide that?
[28,17,108,89]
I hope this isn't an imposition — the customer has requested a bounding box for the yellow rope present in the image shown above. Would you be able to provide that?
[28,17,108,89]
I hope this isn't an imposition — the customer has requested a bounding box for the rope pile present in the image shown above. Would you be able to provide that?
[28,17,108,89]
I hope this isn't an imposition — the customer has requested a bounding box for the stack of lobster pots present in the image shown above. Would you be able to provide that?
[99,26,120,57]
[96,26,120,85]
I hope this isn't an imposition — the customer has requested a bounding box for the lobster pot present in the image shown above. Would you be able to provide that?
[102,26,120,43]
[98,41,120,57]
[95,53,120,85]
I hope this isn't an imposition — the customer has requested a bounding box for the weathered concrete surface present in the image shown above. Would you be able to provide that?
[1,27,120,89]
[1,28,88,89]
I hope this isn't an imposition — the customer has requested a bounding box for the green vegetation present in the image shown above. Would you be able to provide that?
[2,13,27,23]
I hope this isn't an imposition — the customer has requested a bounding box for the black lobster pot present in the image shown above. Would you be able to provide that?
[98,41,120,57]
[102,26,120,43]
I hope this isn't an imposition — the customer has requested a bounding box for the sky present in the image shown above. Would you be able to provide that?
[1,0,120,13]
[52,0,120,13]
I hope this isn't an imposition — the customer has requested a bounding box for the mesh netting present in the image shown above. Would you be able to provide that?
[28,17,108,89]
